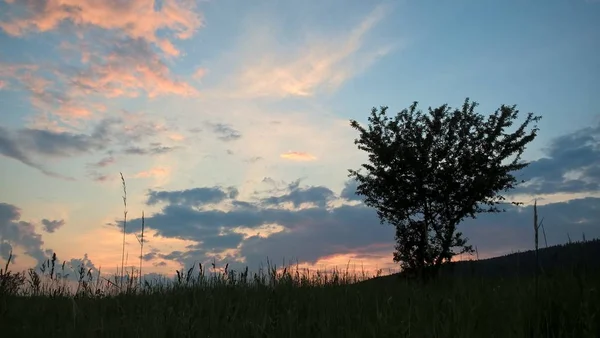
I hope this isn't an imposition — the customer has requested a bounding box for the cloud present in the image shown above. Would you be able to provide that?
[168,133,185,142]
[210,3,395,99]
[122,171,600,272]
[0,62,99,125]
[205,122,242,142]
[13,128,105,157]
[0,0,202,125]
[280,151,317,161]
[0,50,196,126]
[459,197,600,256]
[236,204,394,268]
[1,114,181,179]
[41,219,65,233]
[134,167,170,179]
[515,122,600,194]
[89,156,115,168]
[0,0,201,55]
[0,201,100,283]
[69,37,199,99]
[193,68,207,80]
[0,119,109,161]
[123,145,178,156]
[0,241,13,261]
[340,178,363,201]
[244,156,263,163]
[146,186,239,207]
[91,175,110,184]
[261,181,336,208]
[123,181,398,269]
[0,127,50,175]
[0,203,99,281]
[0,202,48,264]
[65,253,99,279]
[0,124,107,178]
[142,251,159,262]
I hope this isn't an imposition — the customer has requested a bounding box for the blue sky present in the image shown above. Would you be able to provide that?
[0,0,599,278]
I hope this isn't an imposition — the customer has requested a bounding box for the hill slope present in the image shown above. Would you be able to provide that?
[359,238,600,286]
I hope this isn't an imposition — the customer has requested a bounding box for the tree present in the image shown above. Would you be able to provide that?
[348,98,542,280]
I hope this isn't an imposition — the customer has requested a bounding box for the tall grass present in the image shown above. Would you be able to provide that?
[119,172,127,290]
[1,256,598,337]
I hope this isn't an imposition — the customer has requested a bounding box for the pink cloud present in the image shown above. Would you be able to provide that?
[70,38,199,99]
[0,62,97,126]
[0,63,38,79]
[193,67,207,80]
[134,167,170,179]
[0,0,202,56]
[168,133,185,141]
[158,39,181,57]
[280,151,317,161]
[0,0,202,126]
[57,105,93,119]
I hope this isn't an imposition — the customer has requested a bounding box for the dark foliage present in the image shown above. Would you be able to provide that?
[348,98,542,278]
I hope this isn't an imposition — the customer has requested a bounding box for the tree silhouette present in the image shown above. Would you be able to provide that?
[348,98,542,280]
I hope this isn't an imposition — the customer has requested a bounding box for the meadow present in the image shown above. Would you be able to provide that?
[1,239,599,337]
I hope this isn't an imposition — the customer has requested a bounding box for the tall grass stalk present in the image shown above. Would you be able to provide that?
[136,211,145,289]
[119,172,128,290]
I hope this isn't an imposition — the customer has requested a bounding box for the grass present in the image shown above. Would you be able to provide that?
[1,260,598,337]
[0,178,598,337]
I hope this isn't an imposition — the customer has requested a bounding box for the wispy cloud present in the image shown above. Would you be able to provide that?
[193,67,207,80]
[0,114,182,179]
[206,122,242,142]
[207,3,395,99]
[0,62,95,126]
[0,124,107,179]
[123,145,178,156]
[89,156,115,168]
[280,151,317,161]
[134,167,170,179]
[244,156,263,163]
[168,133,185,142]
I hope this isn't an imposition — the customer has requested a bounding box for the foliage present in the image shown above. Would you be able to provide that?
[348,98,542,277]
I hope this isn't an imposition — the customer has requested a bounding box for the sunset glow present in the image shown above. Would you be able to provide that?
[0,0,599,282]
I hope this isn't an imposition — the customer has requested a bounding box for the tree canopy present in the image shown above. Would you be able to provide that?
[348,98,542,279]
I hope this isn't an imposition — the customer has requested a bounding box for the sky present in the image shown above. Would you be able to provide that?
[0,0,599,280]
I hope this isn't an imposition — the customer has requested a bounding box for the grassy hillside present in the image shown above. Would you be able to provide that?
[359,238,600,288]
